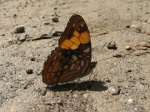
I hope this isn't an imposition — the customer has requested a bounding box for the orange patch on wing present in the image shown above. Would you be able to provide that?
[79,35,86,44]
[61,45,69,49]
[70,44,78,50]
[73,30,80,37]
[61,31,90,49]
[80,32,87,43]
[61,39,74,49]
[63,39,73,47]
[70,36,80,45]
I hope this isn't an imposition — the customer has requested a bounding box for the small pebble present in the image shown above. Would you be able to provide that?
[0,33,5,36]
[113,54,123,58]
[126,25,130,28]
[40,15,45,19]
[73,94,78,99]
[145,12,149,15]
[30,57,35,61]
[13,14,17,18]
[52,31,62,37]
[127,98,136,104]
[26,69,33,74]
[135,27,142,33]
[44,22,50,25]
[134,106,144,112]
[107,41,117,50]
[48,41,55,47]
[83,93,89,99]
[130,24,139,29]
[108,86,120,95]
[126,69,132,73]
[125,46,131,50]
[57,99,63,105]
[104,78,111,83]
[52,17,59,22]
[17,34,28,42]
[14,25,25,33]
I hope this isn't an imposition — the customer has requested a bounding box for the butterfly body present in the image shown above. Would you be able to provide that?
[42,14,95,85]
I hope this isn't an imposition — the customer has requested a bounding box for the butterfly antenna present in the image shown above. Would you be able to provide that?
[95,42,107,61]
[90,42,107,81]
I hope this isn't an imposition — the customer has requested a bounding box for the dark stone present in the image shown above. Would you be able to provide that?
[52,17,59,22]
[14,25,25,33]
[26,69,33,74]
[52,31,62,37]
[107,41,117,50]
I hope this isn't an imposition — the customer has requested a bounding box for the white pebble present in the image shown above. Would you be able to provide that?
[125,46,131,50]
[127,98,136,104]
[108,86,120,95]
[83,93,89,99]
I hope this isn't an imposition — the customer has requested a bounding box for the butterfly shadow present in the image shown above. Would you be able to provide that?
[46,80,108,92]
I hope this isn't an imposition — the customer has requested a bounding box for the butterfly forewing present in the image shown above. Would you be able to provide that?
[59,15,91,49]
[42,14,92,85]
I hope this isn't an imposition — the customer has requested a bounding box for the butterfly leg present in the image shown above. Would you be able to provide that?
[88,62,97,80]
[73,70,86,90]
[74,75,82,89]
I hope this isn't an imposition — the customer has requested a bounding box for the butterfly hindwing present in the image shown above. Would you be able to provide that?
[42,14,92,85]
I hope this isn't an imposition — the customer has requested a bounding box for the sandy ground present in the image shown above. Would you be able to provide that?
[0,0,150,112]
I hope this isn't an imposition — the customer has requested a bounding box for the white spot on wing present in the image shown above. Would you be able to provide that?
[81,60,84,66]
[83,47,90,53]
[72,55,77,61]
[70,64,75,70]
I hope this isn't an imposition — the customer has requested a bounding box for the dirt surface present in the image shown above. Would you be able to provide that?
[0,0,150,112]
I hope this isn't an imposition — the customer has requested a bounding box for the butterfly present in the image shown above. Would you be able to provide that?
[42,14,97,85]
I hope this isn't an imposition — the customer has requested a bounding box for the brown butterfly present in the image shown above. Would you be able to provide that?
[42,14,96,85]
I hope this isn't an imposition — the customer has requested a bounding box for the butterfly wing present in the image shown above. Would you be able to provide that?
[59,14,91,50]
[42,14,92,85]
